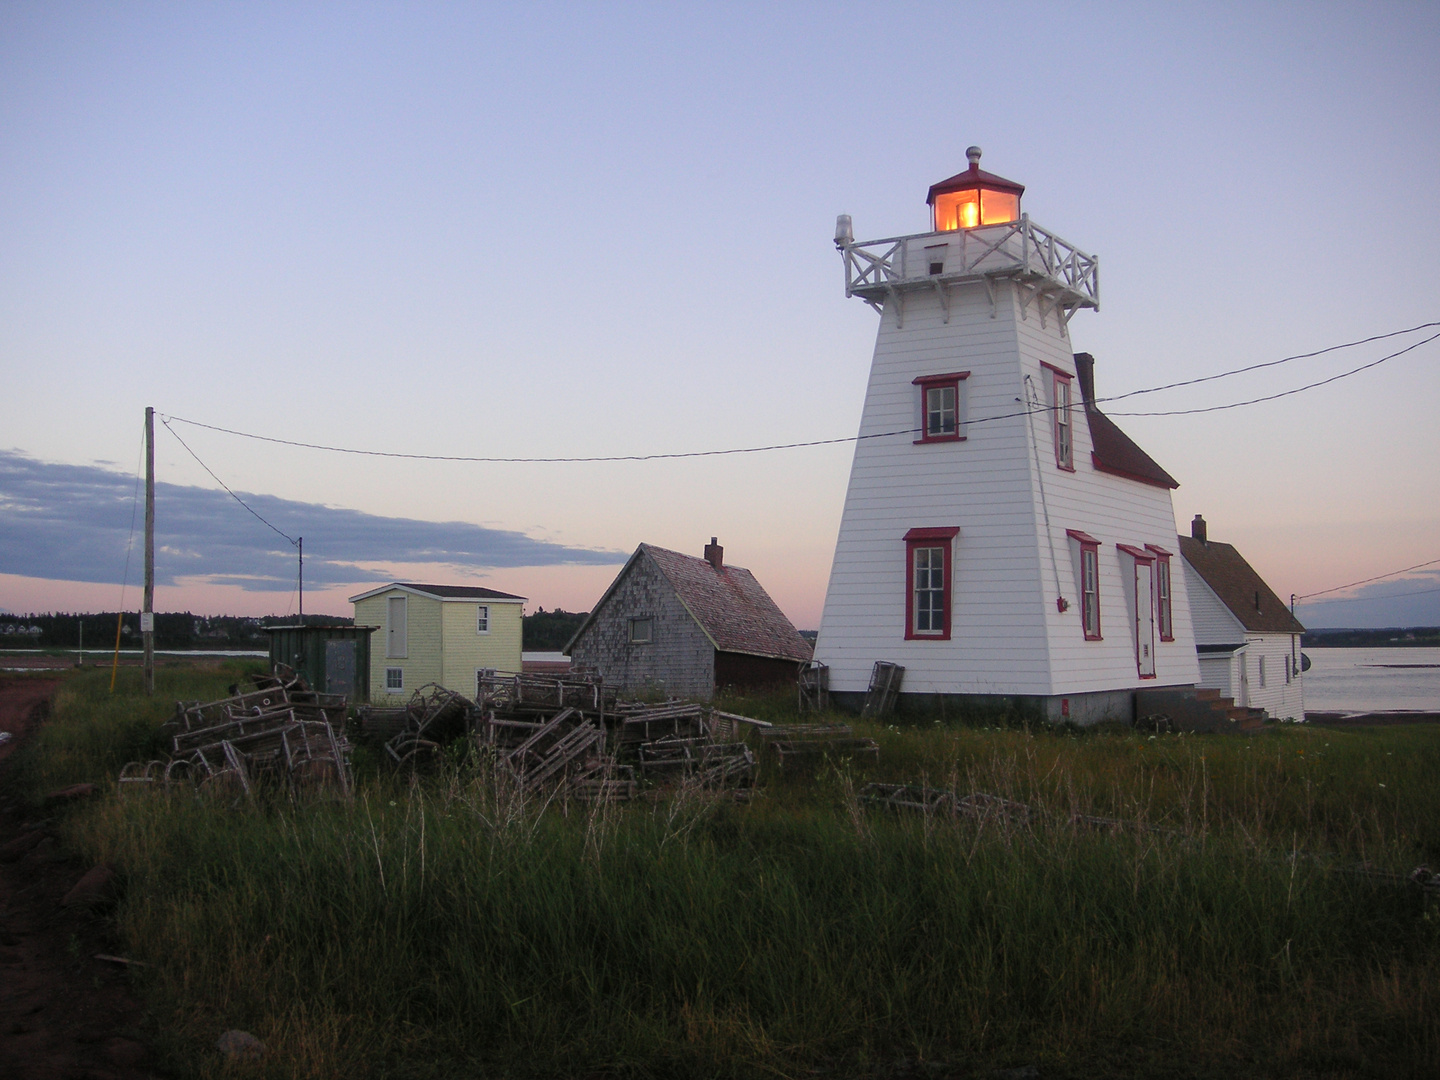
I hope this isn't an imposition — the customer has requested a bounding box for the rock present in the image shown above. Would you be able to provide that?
[61,864,116,909]
[46,782,97,802]
[102,1036,149,1067]
[216,1029,267,1061]
[0,830,44,862]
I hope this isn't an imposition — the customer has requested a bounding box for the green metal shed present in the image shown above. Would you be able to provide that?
[264,625,379,702]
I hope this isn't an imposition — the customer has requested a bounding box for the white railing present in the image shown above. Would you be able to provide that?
[840,215,1099,310]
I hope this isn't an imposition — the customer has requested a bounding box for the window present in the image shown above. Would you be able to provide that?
[1051,369,1074,470]
[476,605,490,634]
[629,617,653,643]
[904,527,959,640]
[385,667,403,691]
[1147,545,1174,641]
[1258,655,1267,688]
[1067,530,1102,640]
[913,372,969,443]
[386,595,407,658]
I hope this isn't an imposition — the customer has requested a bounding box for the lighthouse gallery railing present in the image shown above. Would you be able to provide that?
[840,214,1099,312]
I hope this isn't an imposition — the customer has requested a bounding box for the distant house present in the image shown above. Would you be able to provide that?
[566,539,813,698]
[1179,516,1305,720]
[350,582,525,701]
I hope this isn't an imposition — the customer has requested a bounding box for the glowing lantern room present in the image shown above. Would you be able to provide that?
[927,146,1024,231]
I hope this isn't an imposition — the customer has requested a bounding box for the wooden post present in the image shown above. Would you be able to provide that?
[298,536,303,625]
[144,406,155,696]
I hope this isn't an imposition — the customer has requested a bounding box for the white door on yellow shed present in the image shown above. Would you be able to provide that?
[387,596,407,658]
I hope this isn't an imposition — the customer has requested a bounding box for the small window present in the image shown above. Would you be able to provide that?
[1258,655,1267,688]
[912,372,969,444]
[1067,530,1102,641]
[1052,370,1074,470]
[1147,546,1174,641]
[904,526,959,640]
[629,617,653,644]
[385,667,404,691]
[476,605,490,634]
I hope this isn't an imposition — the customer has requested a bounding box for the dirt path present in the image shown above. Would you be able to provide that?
[0,677,160,1079]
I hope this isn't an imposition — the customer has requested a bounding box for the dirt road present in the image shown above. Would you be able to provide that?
[0,677,159,1079]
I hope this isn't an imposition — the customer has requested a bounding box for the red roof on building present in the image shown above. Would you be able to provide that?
[926,162,1026,205]
[1073,353,1179,490]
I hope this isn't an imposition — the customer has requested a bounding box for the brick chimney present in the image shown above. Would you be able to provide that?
[1072,352,1097,407]
[1191,514,1207,544]
[703,537,724,571]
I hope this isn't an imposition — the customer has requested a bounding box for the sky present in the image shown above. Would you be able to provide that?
[2,1,1438,631]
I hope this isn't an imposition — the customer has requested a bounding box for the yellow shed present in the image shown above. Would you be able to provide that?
[349,582,525,701]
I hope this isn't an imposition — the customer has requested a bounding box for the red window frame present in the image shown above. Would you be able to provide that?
[904,526,959,640]
[913,372,969,444]
[1066,529,1102,640]
[1046,366,1075,470]
[1146,544,1174,641]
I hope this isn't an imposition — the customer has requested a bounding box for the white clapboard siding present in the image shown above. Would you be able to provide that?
[816,275,1198,697]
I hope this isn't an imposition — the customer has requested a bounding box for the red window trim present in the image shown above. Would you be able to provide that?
[1066,529,1102,640]
[1116,543,1154,562]
[1048,368,1075,471]
[904,526,958,641]
[913,371,970,444]
[1146,545,1175,641]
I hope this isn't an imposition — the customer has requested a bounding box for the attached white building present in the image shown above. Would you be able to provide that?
[1179,516,1305,720]
[814,149,1199,722]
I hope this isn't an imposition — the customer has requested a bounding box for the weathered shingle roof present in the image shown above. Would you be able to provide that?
[641,545,813,663]
[1074,353,1179,489]
[1179,536,1305,634]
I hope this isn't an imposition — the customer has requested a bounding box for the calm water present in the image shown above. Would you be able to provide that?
[1303,647,1440,713]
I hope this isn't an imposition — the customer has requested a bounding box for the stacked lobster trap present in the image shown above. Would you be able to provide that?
[120,666,353,799]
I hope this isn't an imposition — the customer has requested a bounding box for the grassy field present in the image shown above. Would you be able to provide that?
[13,666,1440,1079]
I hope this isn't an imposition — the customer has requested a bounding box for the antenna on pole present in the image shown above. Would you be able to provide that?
[298,537,303,625]
[143,406,155,695]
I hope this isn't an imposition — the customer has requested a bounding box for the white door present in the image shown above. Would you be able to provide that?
[1238,655,1249,707]
[1135,561,1155,678]
[387,596,407,658]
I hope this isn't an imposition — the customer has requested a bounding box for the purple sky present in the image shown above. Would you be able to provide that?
[3,2,1438,629]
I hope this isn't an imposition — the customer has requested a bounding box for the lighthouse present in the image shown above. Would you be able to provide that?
[814,149,1198,721]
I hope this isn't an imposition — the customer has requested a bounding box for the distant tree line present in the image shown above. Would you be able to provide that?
[0,612,351,650]
[1301,626,1440,648]
[523,607,589,651]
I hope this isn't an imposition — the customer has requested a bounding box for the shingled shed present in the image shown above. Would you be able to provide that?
[566,539,813,699]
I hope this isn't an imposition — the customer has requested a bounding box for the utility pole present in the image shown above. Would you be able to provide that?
[298,536,303,625]
[143,406,155,695]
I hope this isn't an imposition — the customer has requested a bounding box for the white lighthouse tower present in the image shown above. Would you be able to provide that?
[814,149,1198,721]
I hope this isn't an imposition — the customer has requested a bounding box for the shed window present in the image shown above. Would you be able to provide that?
[629,617,653,644]
[904,526,959,640]
[476,605,490,634]
[1259,655,1267,688]
[385,667,404,691]
[913,372,969,443]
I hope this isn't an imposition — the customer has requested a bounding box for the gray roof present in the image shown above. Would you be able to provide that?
[566,544,813,663]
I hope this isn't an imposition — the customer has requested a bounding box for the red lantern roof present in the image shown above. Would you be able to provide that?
[926,147,1025,206]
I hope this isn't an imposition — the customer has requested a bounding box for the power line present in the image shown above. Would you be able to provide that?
[1107,331,1440,417]
[161,319,1438,463]
[1298,585,1440,607]
[1297,557,1440,601]
[160,417,299,547]
[1100,321,1439,405]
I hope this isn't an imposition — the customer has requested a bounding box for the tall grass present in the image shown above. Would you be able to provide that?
[20,670,1440,1078]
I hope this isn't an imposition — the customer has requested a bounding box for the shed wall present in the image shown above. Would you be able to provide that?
[569,554,716,698]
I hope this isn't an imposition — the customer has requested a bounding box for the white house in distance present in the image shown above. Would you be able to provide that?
[814,149,1199,722]
[1179,515,1305,721]
[350,582,525,701]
